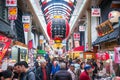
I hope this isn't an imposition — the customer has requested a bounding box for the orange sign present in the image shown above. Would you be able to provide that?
[23,23,30,32]
[8,7,17,20]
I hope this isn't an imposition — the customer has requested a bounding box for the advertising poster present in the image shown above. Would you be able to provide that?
[114,47,120,63]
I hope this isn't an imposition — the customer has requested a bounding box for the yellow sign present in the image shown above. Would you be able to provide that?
[53,43,63,48]
[23,23,30,29]
[54,15,63,18]
[8,7,17,15]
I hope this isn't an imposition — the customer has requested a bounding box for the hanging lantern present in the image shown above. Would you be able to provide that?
[108,11,120,23]
[47,18,70,41]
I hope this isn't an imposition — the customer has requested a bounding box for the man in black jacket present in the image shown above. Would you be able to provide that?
[36,59,50,80]
[53,62,72,80]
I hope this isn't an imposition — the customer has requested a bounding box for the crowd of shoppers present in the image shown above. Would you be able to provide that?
[0,56,120,80]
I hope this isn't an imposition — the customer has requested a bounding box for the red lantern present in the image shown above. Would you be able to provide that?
[101,52,110,60]
[47,18,70,41]
[96,52,110,60]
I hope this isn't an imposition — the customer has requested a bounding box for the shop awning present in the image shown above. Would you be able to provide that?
[93,28,119,45]
[73,46,84,51]
[37,50,46,54]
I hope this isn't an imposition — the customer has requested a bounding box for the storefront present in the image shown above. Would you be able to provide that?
[93,19,119,59]
[11,41,28,62]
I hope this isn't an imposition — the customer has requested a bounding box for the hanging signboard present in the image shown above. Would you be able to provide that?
[91,8,101,17]
[73,33,80,40]
[8,7,17,20]
[114,47,120,63]
[96,20,114,37]
[79,26,85,31]
[23,23,30,32]
[0,35,12,61]
[22,15,31,23]
[6,0,17,7]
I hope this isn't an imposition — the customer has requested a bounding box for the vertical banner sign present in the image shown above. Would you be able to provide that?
[114,47,120,63]
[0,35,12,61]
[8,7,17,20]
[23,23,30,32]
[73,33,80,40]
[28,40,33,50]
[6,0,17,7]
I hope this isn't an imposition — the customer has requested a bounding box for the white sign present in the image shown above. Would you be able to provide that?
[6,0,17,7]
[79,26,85,31]
[22,15,31,23]
[73,33,80,40]
[91,8,101,17]
[108,11,120,23]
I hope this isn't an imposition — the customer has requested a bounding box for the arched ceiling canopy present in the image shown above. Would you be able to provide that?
[40,0,77,23]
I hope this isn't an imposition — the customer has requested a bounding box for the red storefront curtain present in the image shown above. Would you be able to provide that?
[0,35,12,61]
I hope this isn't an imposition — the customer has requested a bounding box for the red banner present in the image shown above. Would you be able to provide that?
[28,40,33,50]
[0,35,12,61]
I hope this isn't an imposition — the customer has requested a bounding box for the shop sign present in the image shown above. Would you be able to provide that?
[114,47,120,63]
[108,11,120,23]
[23,23,30,32]
[8,7,17,20]
[73,33,80,40]
[91,8,101,17]
[22,15,31,23]
[79,26,85,31]
[0,35,12,61]
[96,20,114,37]
[6,0,17,7]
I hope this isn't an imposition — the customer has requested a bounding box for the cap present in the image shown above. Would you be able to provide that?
[70,64,75,67]
[84,64,92,70]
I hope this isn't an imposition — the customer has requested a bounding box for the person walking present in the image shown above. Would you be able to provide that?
[53,62,72,80]
[79,64,93,80]
[36,59,50,80]
[67,64,75,80]
[19,61,35,80]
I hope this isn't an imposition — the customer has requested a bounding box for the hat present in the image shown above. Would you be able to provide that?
[84,64,92,70]
[70,64,75,67]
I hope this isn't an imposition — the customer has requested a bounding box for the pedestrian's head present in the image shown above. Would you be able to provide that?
[19,61,28,72]
[84,64,92,73]
[14,62,22,73]
[2,70,13,80]
[60,62,66,69]
[80,62,85,69]
[40,59,46,68]
[69,64,75,71]
[53,61,58,66]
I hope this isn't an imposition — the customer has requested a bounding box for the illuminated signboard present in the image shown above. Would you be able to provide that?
[96,20,114,37]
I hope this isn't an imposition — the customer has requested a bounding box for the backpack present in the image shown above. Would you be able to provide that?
[26,68,37,80]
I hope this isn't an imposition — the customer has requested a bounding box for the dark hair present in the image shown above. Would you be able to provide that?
[14,62,19,67]
[2,70,13,79]
[80,62,85,69]
[7,66,13,71]
[19,61,28,68]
